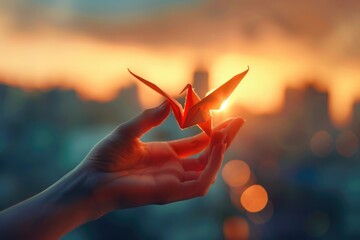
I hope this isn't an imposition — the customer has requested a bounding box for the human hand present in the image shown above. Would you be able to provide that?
[0,101,244,240]
[79,101,244,219]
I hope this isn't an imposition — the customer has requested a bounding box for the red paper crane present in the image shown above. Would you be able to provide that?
[128,67,249,136]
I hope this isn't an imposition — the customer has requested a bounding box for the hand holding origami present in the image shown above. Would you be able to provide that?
[83,101,244,213]
[0,101,244,240]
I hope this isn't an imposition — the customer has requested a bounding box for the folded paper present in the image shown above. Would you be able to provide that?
[128,67,249,136]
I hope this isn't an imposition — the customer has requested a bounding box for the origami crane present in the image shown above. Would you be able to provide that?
[128,67,249,136]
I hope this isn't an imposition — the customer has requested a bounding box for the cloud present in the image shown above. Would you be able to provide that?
[2,0,360,61]
[37,0,360,58]
[16,0,357,61]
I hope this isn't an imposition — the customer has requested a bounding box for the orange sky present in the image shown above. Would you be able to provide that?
[0,7,360,127]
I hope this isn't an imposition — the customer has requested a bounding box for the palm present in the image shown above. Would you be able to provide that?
[114,142,186,206]
[87,137,200,208]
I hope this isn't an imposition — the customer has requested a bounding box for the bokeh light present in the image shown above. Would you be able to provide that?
[240,185,268,213]
[336,130,359,157]
[223,217,249,240]
[222,160,251,188]
[310,130,334,157]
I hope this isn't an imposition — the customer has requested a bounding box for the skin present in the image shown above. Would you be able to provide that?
[0,101,244,240]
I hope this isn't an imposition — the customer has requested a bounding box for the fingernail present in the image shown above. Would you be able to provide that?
[226,118,244,132]
[233,117,245,126]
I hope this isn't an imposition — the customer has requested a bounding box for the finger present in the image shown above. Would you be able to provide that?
[168,134,209,158]
[180,118,241,169]
[198,143,226,185]
[119,101,170,138]
[181,130,225,170]
[176,142,226,200]
[198,118,242,159]
[181,158,205,171]
[168,118,234,158]
[198,130,226,165]
[213,118,236,131]
[222,117,245,148]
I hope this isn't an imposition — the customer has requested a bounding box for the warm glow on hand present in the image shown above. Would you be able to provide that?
[81,101,245,215]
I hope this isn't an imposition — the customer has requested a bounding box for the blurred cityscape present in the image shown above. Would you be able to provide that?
[1,69,360,240]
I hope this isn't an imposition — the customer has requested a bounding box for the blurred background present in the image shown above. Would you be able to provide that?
[1,0,360,239]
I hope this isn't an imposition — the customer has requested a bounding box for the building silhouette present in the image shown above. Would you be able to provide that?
[109,83,142,122]
[192,69,209,98]
[303,84,331,132]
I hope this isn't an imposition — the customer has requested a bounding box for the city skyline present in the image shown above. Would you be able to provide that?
[1,66,359,128]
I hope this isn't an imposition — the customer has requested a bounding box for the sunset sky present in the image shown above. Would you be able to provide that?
[0,0,359,126]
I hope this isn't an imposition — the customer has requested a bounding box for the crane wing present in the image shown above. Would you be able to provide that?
[192,67,249,111]
[128,69,184,127]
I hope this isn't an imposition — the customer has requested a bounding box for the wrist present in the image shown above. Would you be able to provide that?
[0,166,103,240]
[65,164,127,220]
[38,168,95,237]
[49,166,108,222]
[35,166,108,238]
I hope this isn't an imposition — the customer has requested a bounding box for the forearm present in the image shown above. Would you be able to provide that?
[0,167,98,240]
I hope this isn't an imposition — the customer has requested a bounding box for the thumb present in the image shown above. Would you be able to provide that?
[120,101,170,138]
